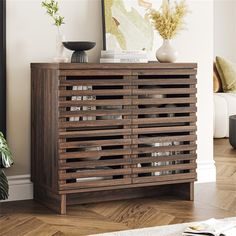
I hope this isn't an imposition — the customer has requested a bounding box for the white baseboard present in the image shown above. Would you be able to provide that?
[0,174,33,202]
[1,162,216,202]
[197,160,216,183]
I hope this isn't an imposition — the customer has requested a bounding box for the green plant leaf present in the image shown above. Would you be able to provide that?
[0,132,13,169]
[42,0,65,27]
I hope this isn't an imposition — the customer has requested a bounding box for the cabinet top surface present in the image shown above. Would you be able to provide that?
[31,62,197,70]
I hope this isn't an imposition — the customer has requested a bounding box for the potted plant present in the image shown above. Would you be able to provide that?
[149,0,188,63]
[41,0,67,62]
[0,132,13,200]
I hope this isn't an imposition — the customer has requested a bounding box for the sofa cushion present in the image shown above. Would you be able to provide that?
[213,62,222,92]
[216,56,236,92]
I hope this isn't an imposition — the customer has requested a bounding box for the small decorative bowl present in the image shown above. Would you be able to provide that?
[63,41,96,63]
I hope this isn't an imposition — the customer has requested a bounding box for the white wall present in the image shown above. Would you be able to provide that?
[6,0,214,183]
[214,0,236,62]
[176,0,214,182]
[6,0,103,175]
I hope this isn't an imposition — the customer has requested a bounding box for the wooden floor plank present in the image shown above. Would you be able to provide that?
[0,217,44,236]
[24,223,63,236]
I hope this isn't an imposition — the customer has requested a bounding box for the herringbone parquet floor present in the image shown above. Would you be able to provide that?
[0,138,236,236]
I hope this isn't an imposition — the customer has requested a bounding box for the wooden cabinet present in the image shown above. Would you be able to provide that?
[31,63,197,214]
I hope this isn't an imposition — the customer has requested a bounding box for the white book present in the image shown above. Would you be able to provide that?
[101,53,148,60]
[100,58,148,63]
[101,50,147,55]
[183,219,236,236]
[100,58,121,63]
[101,50,148,59]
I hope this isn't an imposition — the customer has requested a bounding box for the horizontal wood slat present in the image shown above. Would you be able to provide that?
[59,138,132,149]
[59,70,133,76]
[59,149,132,160]
[59,168,131,180]
[59,119,131,128]
[59,89,132,97]
[132,173,197,184]
[133,78,197,85]
[59,128,131,138]
[133,106,197,115]
[134,69,197,75]
[133,97,197,105]
[133,125,197,135]
[133,144,197,155]
[132,116,197,125]
[132,154,197,165]
[133,88,197,95]
[60,79,132,86]
[134,135,197,145]
[132,163,197,175]
[59,178,132,190]
[60,159,131,170]
[59,109,131,118]
[59,99,132,107]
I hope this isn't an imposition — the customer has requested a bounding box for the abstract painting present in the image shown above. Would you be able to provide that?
[102,0,162,51]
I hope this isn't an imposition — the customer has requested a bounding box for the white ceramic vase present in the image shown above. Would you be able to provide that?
[54,28,68,63]
[156,39,178,63]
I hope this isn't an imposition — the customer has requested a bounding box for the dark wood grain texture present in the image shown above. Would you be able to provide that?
[31,62,197,214]
[31,67,60,211]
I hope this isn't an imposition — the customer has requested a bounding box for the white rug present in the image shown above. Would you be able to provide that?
[91,217,236,236]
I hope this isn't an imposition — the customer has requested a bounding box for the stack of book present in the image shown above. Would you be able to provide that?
[100,50,149,63]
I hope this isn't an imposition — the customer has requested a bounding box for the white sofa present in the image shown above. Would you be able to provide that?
[214,93,236,138]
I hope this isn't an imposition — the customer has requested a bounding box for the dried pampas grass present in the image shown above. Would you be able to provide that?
[149,0,188,40]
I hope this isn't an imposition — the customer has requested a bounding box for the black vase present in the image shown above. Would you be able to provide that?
[71,51,88,63]
[62,41,96,63]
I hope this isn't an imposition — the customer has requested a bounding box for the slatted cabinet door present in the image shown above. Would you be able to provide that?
[131,69,197,184]
[58,72,133,192]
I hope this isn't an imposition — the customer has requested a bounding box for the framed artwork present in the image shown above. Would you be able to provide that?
[0,0,6,135]
[102,0,162,51]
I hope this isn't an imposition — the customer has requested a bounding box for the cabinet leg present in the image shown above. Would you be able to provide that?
[60,194,67,215]
[185,182,194,201]
[189,182,194,201]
